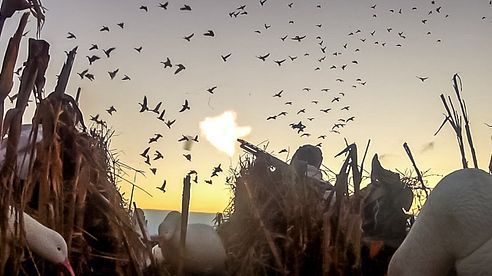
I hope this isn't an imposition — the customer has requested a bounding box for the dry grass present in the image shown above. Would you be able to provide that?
[218,144,367,276]
[0,13,148,275]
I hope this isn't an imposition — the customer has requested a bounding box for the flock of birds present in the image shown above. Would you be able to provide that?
[49,0,490,195]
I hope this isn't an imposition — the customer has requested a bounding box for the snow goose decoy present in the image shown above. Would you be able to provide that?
[8,207,75,275]
[388,168,492,276]
[158,211,226,275]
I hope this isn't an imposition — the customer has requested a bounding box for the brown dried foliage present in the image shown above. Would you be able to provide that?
[0,17,146,275]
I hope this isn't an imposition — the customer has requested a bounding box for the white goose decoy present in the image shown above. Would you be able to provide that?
[388,168,492,276]
[0,124,43,179]
[7,207,75,275]
[158,211,226,275]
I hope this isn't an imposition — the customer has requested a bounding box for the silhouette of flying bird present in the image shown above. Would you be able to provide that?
[66,32,76,39]
[291,35,306,42]
[87,55,100,65]
[179,100,190,112]
[140,147,150,158]
[134,46,142,53]
[103,47,116,58]
[89,44,98,50]
[156,180,166,192]
[221,53,231,62]
[184,33,194,41]
[257,53,270,61]
[207,86,218,94]
[417,76,429,82]
[149,134,163,143]
[121,75,131,81]
[273,90,283,97]
[158,2,168,9]
[106,106,117,115]
[108,69,119,80]
[180,4,192,11]
[174,64,186,74]
[157,109,166,121]
[117,22,124,29]
[154,150,164,160]
[100,26,109,32]
[161,58,172,68]
[152,102,162,114]
[165,119,176,129]
[183,154,192,161]
[211,164,222,177]
[85,74,95,81]
[77,69,88,79]
[139,96,149,112]
[203,30,215,37]
[274,59,286,66]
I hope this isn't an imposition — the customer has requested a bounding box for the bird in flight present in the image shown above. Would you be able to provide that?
[161,58,172,68]
[183,153,192,161]
[121,75,131,81]
[139,5,148,12]
[156,180,167,193]
[66,32,76,39]
[273,90,283,97]
[106,106,117,115]
[140,147,150,158]
[184,33,194,41]
[257,53,270,61]
[89,44,98,51]
[179,100,190,112]
[207,86,218,94]
[117,22,124,29]
[134,46,143,53]
[87,55,100,65]
[158,2,168,9]
[77,69,88,79]
[203,30,215,37]
[157,109,166,121]
[417,76,429,82]
[221,53,232,62]
[151,102,162,114]
[139,96,149,112]
[108,68,119,80]
[211,164,223,177]
[291,35,306,42]
[149,134,163,143]
[85,73,95,81]
[103,47,116,58]
[100,26,109,32]
[180,4,192,11]
[174,64,186,74]
[274,59,286,66]
[165,119,176,129]
[154,150,164,160]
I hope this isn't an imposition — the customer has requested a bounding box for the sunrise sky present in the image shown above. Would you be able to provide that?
[1,0,491,213]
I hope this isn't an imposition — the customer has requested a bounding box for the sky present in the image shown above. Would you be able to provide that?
[1,0,491,213]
